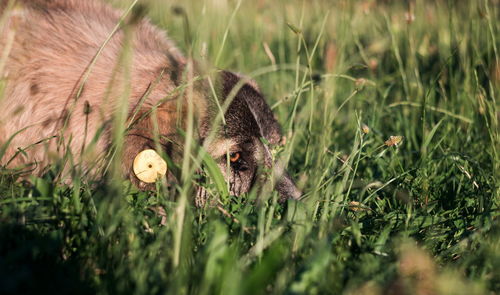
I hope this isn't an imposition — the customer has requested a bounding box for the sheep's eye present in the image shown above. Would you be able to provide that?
[229,152,241,163]
[228,152,248,172]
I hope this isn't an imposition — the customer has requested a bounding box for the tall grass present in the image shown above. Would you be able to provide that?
[0,0,498,294]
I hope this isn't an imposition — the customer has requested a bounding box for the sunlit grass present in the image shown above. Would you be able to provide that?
[0,0,498,294]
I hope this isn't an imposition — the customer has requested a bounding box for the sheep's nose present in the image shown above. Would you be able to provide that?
[276,172,301,202]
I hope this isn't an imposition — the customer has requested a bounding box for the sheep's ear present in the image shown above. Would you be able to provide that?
[220,71,283,145]
[231,72,260,92]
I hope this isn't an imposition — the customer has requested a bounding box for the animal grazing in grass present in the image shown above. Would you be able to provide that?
[0,0,300,202]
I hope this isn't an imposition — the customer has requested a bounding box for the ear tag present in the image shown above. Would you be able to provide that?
[133,149,167,183]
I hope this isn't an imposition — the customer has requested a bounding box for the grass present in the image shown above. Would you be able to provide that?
[0,0,499,294]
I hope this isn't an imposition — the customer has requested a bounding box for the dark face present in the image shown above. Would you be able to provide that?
[198,71,301,203]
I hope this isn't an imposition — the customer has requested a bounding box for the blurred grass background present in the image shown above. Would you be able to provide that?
[0,0,499,294]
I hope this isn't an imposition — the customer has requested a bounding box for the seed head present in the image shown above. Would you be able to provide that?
[385,135,403,147]
[361,124,370,134]
[405,12,415,24]
[83,101,92,115]
[355,78,366,88]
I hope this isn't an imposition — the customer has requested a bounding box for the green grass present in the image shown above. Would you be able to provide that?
[0,0,499,294]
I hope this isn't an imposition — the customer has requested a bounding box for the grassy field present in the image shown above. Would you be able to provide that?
[0,0,499,294]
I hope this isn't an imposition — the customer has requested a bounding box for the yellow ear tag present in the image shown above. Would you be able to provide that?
[133,149,167,183]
